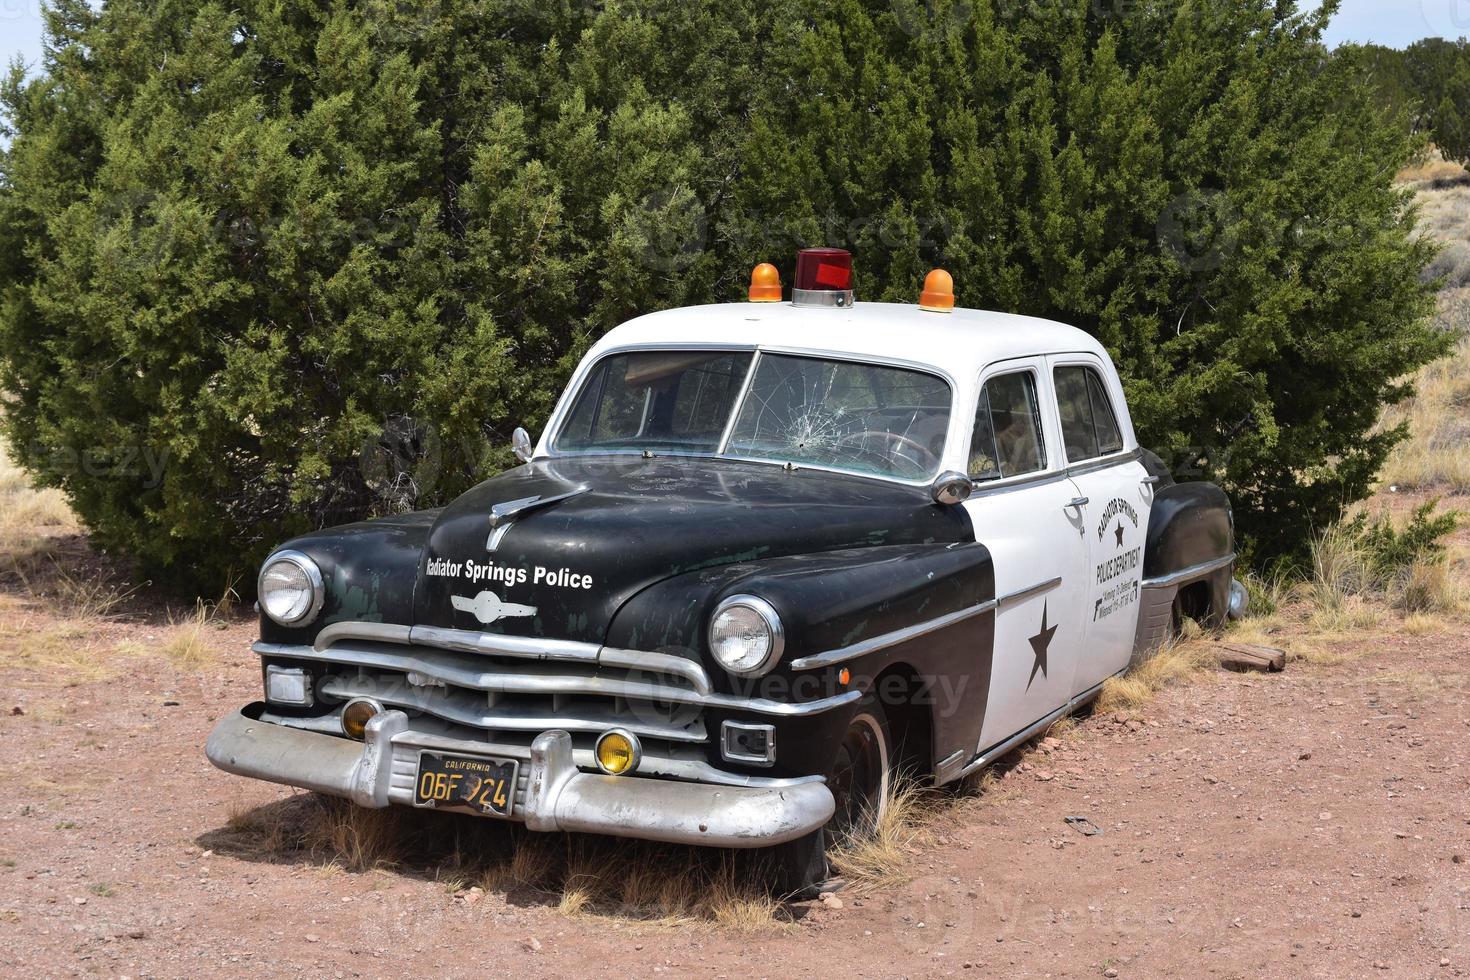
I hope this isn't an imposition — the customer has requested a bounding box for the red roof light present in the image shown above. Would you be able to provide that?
[794,248,853,292]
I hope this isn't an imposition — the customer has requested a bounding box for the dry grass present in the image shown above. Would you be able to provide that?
[1379,333,1470,493]
[1395,554,1466,613]
[304,800,406,872]
[828,780,932,890]
[0,451,77,556]
[1307,521,1374,609]
[1397,147,1470,187]
[1383,176,1470,492]
[1402,612,1450,635]
[0,449,81,617]
[0,619,123,682]
[160,600,220,669]
[1382,174,1469,491]
[1094,636,1217,715]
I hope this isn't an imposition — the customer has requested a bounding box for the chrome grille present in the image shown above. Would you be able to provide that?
[268,624,712,748]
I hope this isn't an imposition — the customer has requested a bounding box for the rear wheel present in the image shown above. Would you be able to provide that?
[768,699,892,897]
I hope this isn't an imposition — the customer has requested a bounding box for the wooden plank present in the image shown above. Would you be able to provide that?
[1216,642,1286,673]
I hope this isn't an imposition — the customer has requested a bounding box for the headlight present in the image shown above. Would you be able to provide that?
[258,550,325,627]
[708,594,784,676]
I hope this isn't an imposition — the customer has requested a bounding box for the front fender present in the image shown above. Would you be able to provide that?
[604,542,995,780]
[257,510,440,645]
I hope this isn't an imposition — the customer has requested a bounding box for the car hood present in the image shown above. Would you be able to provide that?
[412,455,972,645]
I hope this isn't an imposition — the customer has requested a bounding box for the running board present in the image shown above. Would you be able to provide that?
[938,675,1113,785]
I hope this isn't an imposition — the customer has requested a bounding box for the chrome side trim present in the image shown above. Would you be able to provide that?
[948,677,1111,784]
[969,468,1072,497]
[256,641,861,718]
[974,449,1142,496]
[1064,447,1143,479]
[1141,553,1236,590]
[998,576,1062,608]
[789,599,997,671]
[933,748,965,782]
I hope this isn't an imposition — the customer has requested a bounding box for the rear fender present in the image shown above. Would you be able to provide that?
[1142,482,1233,580]
[1137,482,1235,650]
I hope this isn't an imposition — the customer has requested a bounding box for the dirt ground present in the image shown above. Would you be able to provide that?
[1,500,1468,979]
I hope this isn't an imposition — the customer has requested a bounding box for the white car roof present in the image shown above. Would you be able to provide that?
[586,301,1109,380]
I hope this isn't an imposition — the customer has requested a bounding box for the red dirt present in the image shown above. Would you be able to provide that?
[2,514,1468,978]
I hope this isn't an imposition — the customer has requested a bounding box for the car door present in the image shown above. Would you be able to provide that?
[962,358,1092,754]
[1048,357,1153,696]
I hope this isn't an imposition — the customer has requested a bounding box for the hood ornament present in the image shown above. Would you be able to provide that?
[451,590,537,625]
[486,484,590,551]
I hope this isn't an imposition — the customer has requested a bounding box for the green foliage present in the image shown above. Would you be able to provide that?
[1341,38,1470,164]
[0,0,1450,592]
[1345,500,1462,579]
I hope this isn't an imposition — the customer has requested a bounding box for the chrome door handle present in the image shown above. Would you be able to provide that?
[1066,496,1089,509]
[1141,476,1160,486]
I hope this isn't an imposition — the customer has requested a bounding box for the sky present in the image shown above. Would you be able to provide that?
[0,1,1463,81]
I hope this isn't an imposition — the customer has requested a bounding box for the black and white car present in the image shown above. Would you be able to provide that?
[207,248,1240,889]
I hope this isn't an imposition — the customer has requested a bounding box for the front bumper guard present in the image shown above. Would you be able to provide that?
[205,705,833,848]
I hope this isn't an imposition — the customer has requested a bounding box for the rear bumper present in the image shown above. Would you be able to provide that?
[205,704,833,848]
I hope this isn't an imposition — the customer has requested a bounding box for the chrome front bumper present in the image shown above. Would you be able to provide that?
[206,705,833,848]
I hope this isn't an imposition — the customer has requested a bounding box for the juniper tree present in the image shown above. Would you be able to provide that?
[0,0,1447,592]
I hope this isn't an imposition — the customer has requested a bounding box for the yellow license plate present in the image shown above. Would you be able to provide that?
[412,752,517,817]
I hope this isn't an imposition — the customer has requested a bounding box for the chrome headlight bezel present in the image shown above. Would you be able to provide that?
[708,594,785,677]
[257,549,325,627]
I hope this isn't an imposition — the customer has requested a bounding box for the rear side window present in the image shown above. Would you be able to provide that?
[1054,365,1124,463]
[969,371,1046,479]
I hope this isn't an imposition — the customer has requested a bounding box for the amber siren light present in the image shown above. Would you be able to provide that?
[919,268,955,313]
[748,262,782,302]
[792,247,855,308]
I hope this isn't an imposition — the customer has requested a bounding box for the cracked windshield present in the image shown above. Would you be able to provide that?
[557,350,951,480]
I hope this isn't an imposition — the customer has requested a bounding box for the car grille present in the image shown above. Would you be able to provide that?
[308,624,707,738]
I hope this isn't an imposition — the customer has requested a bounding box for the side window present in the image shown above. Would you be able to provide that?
[1054,365,1123,463]
[969,371,1046,479]
[1086,370,1123,455]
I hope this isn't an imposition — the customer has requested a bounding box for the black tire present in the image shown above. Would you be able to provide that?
[767,698,893,897]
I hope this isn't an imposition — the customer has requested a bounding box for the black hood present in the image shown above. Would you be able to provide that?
[413,456,972,644]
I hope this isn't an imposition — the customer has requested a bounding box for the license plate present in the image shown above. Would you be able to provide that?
[412,752,517,817]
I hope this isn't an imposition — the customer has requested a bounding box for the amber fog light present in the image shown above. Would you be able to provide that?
[595,729,641,775]
[341,698,381,740]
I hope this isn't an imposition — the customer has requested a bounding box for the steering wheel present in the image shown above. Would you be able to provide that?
[833,430,937,476]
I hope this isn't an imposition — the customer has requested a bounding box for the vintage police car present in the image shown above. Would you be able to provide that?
[207,248,1239,890]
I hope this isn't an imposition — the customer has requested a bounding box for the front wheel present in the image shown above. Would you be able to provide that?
[767,699,892,897]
